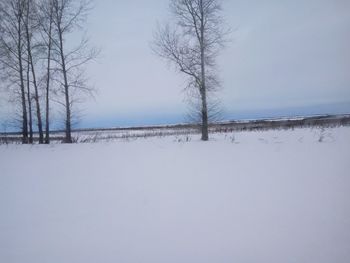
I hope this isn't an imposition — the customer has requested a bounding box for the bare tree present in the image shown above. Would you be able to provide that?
[26,45,34,143]
[153,0,229,141]
[37,0,54,144]
[23,0,44,143]
[51,0,97,143]
[0,0,97,144]
[0,0,29,144]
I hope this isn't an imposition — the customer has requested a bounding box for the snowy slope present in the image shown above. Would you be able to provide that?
[0,127,350,263]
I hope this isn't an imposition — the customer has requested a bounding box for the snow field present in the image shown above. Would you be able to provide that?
[0,127,349,263]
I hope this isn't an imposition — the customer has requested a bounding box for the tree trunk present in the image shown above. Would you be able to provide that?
[25,0,44,144]
[58,27,72,143]
[44,43,52,144]
[199,0,209,141]
[63,81,72,143]
[30,54,44,144]
[18,13,28,144]
[45,61,51,144]
[45,4,53,144]
[26,55,33,143]
[200,87,209,141]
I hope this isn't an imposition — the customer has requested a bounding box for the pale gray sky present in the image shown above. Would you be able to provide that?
[1,0,350,128]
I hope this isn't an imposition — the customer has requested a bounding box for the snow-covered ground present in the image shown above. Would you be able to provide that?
[1,127,350,263]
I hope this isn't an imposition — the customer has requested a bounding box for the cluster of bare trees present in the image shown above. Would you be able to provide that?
[1,0,228,144]
[0,0,97,144]
[153,0,229,141]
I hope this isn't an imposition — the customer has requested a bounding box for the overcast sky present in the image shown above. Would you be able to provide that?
[1,0,350,128]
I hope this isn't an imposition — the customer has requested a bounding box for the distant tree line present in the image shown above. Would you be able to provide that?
[0,0,97,144]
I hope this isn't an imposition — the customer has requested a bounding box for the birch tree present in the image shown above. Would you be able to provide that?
[153,0,229,141]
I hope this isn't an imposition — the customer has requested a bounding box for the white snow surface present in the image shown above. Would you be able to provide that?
[1,127,350,263]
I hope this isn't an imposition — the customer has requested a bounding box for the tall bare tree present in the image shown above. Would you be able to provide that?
[1,0,96,144]
[37,0,54,144]
[23,0,44,143]
[26,46,34,143]
[153,0,229,141]
[51,0,97,143]
[0,0,29,144]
